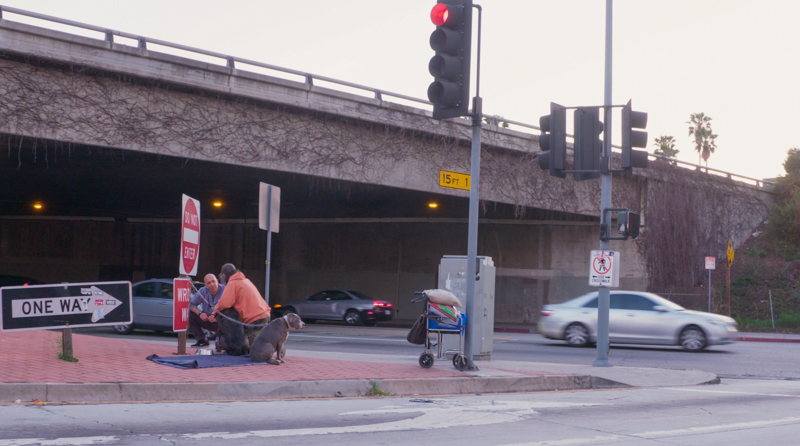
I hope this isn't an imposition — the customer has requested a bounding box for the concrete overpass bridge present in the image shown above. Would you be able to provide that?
[0,7,774,325]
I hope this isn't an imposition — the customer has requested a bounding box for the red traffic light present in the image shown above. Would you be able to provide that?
[430,3,462,28]
[431,4,450,26]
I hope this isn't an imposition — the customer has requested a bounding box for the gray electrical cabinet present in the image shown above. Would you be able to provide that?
[438,255,496,360]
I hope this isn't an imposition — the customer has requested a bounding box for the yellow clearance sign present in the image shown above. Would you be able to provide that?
[439,170,471,191]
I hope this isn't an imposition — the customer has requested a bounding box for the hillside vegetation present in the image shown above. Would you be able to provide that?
[717,148,800,332]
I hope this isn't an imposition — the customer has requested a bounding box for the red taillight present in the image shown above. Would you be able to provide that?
[374,301,389,307]
[540,310,553,317]
[367,311,374,315]
[387,303,392,307]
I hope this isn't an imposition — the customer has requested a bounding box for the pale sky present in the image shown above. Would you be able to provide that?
[4,0,798,181]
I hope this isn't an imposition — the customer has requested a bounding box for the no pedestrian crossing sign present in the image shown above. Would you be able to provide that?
[589,250,620,287]
[0,281,132,332]
[180,194,201,276]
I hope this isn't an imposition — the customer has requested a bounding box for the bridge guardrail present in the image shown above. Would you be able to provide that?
[0,5,774,190]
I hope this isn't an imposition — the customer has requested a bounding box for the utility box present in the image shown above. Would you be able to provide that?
[438,255,496,360]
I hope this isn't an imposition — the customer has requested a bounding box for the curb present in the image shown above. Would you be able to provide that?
[735,336,800,343]
[0,374,630,403]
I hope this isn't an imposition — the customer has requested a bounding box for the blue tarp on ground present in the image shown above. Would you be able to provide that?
[146,353,273,369]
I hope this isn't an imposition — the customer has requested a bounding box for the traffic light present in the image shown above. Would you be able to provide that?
[427,1,473,120]
[573,107,602,181]
[538,103,567,178]
[621,100,648,174]
[617,211,641,239]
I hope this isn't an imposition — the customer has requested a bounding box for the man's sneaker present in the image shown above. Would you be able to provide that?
[191,340,210,347]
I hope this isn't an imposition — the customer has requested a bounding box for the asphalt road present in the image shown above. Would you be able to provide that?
[78,323,800,380]
[3,379,800,445]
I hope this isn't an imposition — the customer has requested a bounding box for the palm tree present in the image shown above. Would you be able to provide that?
[687,113,717,166]
[653,135,678,159]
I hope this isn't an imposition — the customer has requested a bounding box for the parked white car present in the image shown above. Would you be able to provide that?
[538,291,737,351]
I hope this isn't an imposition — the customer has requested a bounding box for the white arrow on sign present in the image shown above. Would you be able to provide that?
[10,286,123,323]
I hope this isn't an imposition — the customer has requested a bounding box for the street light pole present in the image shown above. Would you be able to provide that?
[464,3,482,370]
[593,0,613,368]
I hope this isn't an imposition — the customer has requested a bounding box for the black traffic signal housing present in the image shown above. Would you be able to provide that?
[538,102,567,178]
[573,107,602,181]
[617,211,641,239]
[621,100,648,174]
[427,1,473,120]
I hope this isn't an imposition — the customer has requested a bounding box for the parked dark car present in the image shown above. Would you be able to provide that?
[275,290,394,326]
[112,279,203,334]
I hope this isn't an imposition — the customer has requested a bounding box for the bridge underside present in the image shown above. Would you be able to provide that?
[1,136,585,222]
[2,137,610,325]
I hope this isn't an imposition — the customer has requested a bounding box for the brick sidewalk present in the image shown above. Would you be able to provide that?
[0,330,461,384]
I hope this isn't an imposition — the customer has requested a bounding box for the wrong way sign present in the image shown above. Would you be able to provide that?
[1,281,132,332]
[173,278,192,332]
[180,194,201,276]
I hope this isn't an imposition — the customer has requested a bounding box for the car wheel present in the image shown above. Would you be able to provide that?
[282,307,297,318]
[112,324,133,335]
[680,325,707,351]
[344,310,362,326]
[564,323,590,347]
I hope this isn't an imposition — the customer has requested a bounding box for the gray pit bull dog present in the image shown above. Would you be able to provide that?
[250,313,305,364]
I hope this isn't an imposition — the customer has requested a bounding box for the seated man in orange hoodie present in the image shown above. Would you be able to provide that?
[215,263,271,345]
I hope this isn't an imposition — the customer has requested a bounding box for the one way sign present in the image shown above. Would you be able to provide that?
[1,281,132,332]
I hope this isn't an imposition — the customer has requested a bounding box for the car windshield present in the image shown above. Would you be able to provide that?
[573,292,685,311]
[348,291,373,300]
[642,292,685,310]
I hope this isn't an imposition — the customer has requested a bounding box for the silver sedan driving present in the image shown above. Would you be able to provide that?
[538,291,737,351]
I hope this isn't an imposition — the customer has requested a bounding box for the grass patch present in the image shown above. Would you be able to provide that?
[365,380,394,397]
[736,310,800,332]
[57,352,78,362]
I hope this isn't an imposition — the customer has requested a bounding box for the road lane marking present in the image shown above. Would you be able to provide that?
[0,436,117,446]
[665,388,800,398]
[501,416,800,445]
[288,334,409,342]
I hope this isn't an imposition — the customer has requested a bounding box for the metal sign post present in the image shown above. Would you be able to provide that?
[727,240,734,316]
[705,256,716,312]
[259,183,281,306]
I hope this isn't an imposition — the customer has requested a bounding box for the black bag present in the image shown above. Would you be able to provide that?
[406,314,427,345]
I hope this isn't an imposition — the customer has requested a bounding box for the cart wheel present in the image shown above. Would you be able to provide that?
[419,353,434,369]
[453,354,469,371]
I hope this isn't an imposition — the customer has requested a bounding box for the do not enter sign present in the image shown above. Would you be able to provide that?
[180,195,201,276]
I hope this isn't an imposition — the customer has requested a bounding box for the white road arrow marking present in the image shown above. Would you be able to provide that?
[181,400,605,440]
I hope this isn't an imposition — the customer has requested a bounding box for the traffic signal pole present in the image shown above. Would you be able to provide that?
[593,0,613,368]
[464,3,482,371]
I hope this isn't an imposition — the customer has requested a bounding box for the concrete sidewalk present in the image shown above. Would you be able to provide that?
[0,329,721,404]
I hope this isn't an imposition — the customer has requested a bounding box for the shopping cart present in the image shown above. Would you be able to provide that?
[410,291,469,371]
